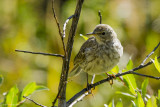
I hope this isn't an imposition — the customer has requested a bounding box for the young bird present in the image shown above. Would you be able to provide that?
[69,24,123,77]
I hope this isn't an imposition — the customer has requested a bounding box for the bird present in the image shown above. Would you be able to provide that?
[69,24,123,78]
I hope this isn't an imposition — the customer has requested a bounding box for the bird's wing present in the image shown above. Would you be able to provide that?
[74,37,97,65]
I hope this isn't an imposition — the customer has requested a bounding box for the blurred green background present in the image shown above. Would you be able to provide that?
[0,0,160,106]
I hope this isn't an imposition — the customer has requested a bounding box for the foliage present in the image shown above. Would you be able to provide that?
[0,0,160,106]
[0,82,48,107]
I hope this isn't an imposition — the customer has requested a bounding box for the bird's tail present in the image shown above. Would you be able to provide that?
[68,64,82,77]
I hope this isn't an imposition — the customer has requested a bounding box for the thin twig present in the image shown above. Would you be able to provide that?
[98,10,102,24]
[52,0,66,52]
[23,96,48,107]
[15,50,64,58]
[67,42,160,106]
[140,42,160,65]
[63,15,74,37]
[68,92,89,107]
[56,0,85,106]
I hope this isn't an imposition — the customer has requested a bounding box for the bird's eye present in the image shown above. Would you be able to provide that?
[102,32,105,35]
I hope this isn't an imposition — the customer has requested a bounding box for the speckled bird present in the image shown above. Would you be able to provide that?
[69,24,123,77]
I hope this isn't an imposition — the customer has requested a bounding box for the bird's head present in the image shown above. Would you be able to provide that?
[86,24,117,43]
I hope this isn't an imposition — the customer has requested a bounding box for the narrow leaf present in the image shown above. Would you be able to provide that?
[116,91,136,99]
[6,85,19,107]
[158,90,160,107]
[20,82,36,100]
[111,65,119,74]
[147,96,157,107]
[116,99,123,107]
[146,98,152,107]
[141,79,148,99]
[135,92,145,107]
[122,59,137,95]
[126,59,133,70]
[36,85,49,91]
[154,56,160,73]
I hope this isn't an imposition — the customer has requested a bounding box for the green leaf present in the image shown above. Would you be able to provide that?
[141,79,148,99]
[0,75,3,86]
[111,65,119,74]
[122,59,137,95]
[116,91,136,99]
[158,90,160,107]
[80,34,88,40]
[6,85,19,107]
[122,70,137,95]
[135,92,145,107]
[154,56,160,73]
[108,99,114,107]
[126,59,133,70]
[116,99,123,107]
[147,96,157,107]
[20,82,36,100]
[21,82,49,100]
[36,85,49,91]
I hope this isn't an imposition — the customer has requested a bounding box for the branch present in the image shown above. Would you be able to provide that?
[98,10,102,24]
[15,50,64,58]
[23,96,48,107]
[63,15,74,37]
[140,42,160,65]
[53,0,85,106]
[52,0,66,52]
[67,42,160,106]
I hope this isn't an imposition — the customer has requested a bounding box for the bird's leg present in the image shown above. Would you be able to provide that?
[86,73,90,91]
[105,73,116,86]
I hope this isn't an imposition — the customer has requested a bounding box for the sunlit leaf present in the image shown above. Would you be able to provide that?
[154,56,160,73]
[122,59,137,95]
[131,100,136,107]
[0,75,3,86]
[80,34,88,40]
[116,91,136,99]
[116,99,123,107]
[6,85,19,107]
[141,79,148,99]
[20,82,36,100]
[21,82,48,101]
[147,96,157,107]
[135,92,145,107]
[158,90,160,107]
[36,85,49,91]
[111,65,119,74]
[108,99,114,107]
[146,98,152,107]
[126,59,133,70]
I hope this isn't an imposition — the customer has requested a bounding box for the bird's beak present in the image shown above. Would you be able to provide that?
[86,32,96,36]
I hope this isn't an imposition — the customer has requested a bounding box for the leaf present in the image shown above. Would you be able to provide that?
[36,85,49,91]
[116,91,136,99]
[147,96,157,107]
[21,82,36,100]
[146,98,152,107]
[80,34,88,40]
[6,85,19,107]
[21,82,49,100]
[111,65,119,74]
[126,59,133,70]
[141,79,148,99]
[154,56,160,73]
[122,59,137,95]
[158,90,160,107]
[116,99,123,107]
[135,92,145,107]
[0,75,3,86]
